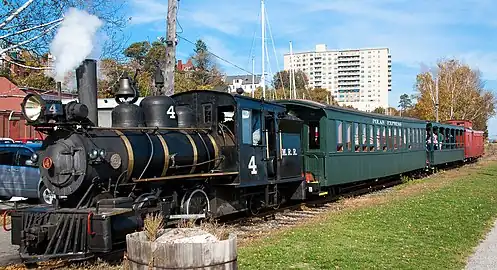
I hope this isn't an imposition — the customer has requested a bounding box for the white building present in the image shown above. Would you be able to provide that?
[224,75,262,93]
[284,44,392,112]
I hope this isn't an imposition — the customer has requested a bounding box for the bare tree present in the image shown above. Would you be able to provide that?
[0,0,130,59]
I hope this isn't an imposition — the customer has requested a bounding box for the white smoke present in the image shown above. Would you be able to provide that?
[49,8,103,82]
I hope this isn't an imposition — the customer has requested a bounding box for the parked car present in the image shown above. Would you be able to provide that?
[13,138,43,144]
[0,143,54,204]
[0,138,14,144]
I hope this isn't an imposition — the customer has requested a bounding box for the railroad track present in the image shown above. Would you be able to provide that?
[5,158,485,269]
[221,177,405,242]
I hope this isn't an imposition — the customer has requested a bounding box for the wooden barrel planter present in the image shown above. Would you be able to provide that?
[126,228,237,270]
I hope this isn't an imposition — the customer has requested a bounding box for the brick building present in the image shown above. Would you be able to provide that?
[0,77,77,140]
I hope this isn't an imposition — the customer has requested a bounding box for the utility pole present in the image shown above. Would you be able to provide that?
[162,0,178,96]
[435,76,439,122]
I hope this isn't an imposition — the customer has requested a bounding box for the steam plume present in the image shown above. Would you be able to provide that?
[49,8,103,81]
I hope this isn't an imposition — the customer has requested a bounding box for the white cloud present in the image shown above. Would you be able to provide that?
[129,0,497,82]
[129,0,168,24]
[459,52,497,80]
[183,10,253,35]
[278,0,497,80]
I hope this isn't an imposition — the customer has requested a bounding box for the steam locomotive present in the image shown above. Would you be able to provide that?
[9,59,306,263]
[8,59,484,263]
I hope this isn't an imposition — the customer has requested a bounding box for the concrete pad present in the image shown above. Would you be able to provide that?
[466,219,497,270]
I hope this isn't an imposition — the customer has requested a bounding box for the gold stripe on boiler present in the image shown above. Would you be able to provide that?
[115,130,134,181]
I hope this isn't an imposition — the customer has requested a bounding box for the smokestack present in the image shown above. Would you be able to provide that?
[76,59,98,126]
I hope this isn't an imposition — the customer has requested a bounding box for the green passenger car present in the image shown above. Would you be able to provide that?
[425,122,465,165]
[276,100,428,190]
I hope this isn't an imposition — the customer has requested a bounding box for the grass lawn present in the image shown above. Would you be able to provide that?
[238,158,497,270]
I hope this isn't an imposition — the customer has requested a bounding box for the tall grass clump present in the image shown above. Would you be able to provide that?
[144,212,164,241]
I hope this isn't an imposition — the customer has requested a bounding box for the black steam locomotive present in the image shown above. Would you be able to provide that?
[9,60,306,262]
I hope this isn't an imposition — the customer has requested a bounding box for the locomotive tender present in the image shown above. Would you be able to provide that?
[8,59,484,263]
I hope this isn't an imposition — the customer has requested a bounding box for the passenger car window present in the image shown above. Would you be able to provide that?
[0,149,15,166]
[336,121,343,152]
[309,121,320,149]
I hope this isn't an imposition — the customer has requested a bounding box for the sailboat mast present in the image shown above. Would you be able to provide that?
[289,41,293,99]
[252,56,255,98]
[289,41,297,99]
[261,0,266,99]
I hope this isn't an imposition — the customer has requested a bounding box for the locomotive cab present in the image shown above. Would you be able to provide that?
[171,90,306,215]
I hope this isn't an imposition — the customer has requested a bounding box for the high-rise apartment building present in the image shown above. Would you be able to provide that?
[283,44,392,112]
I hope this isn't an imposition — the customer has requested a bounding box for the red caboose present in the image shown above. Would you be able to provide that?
[446,120,484,160]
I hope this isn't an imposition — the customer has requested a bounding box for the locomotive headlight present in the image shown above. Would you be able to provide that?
[99,149,106,158]
[21,94,43,122]
[89,149,99,160]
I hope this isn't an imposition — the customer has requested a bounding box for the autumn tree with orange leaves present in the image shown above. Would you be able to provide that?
[414,59,496,133]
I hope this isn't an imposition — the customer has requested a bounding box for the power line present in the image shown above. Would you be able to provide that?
[0,56,52,70]
[177,35,274,85]
[177,35,252,74]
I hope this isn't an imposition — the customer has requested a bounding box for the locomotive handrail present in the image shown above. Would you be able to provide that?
[265,130,270,159]
[87,212,96,236]
[133,171,239,182]
[307,153,326,181]
[91,126,211,131]
[2,210,11,231]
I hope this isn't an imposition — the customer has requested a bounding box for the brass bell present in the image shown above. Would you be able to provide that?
[116,76,135,99]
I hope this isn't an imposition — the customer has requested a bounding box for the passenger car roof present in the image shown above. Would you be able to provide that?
[275,99,426,123]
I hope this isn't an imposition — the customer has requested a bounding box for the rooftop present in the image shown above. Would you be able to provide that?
[284,45,390,56]
[225,74,262,85]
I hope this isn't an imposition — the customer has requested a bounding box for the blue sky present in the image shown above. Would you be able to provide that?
[124,0,497,137]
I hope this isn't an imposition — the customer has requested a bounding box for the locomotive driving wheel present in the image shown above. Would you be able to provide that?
[248,195,264,215]
[182,189,211,215]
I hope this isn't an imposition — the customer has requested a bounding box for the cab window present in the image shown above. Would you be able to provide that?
[241,109,262,146]
[242,110,252,144]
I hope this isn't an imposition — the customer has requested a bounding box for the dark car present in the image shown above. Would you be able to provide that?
[0,143,54,204]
